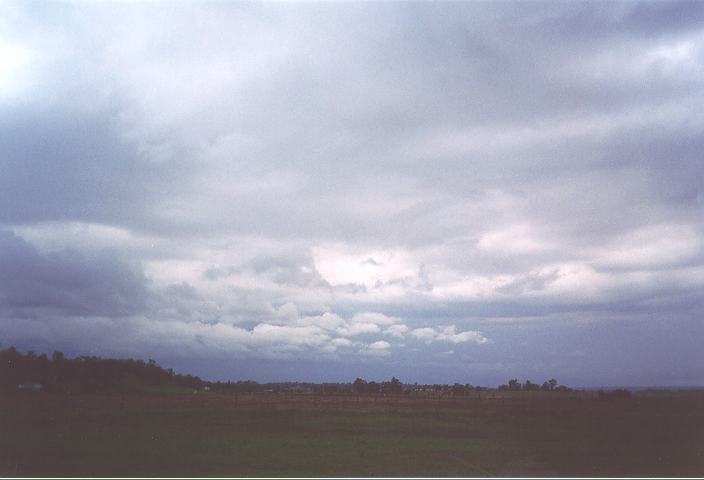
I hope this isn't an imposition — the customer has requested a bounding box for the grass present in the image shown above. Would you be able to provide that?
[1,390,703,476]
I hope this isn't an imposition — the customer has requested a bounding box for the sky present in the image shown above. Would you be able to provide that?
[1,1,703,387]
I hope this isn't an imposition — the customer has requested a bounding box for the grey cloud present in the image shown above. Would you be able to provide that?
[2,1,704,385]
[244,254,329,288]
[5,1,699,245]
[496,270,561,295]
[0,229,148,318]
[0,105,193,233]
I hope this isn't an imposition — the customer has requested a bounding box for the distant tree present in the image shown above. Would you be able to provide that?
[451,383,466,397]
[387,377,403,394]
[524,380,540,391]
[508,378,521,391]
[0,347,22,389]
[0,346,205,394]
[548,378,558,390]
[352,377,367,394]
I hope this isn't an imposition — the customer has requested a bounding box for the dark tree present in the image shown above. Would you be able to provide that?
[387,377,403,394]
[0,346,204,394]
[523,380,540,391]
[508,378,521,391]
[352,377,367,393]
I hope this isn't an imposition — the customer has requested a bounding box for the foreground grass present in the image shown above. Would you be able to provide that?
[1,391,703,476]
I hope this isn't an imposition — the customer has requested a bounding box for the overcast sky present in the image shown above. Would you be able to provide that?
[1,1,703,387]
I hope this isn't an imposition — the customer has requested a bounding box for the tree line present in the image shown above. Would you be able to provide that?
[352,376,404,394]
[1,346,578,395]
[497,378,573,392]
[0,346,203,393]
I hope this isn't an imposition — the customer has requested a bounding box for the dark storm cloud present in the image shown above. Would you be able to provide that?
[0,229,148,317]
[0,103,202,234]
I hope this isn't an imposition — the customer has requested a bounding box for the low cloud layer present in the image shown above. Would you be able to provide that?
[1,1,704,385]
[0,229,148,318]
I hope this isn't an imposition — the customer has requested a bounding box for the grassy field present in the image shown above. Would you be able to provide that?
[2,390,703,477]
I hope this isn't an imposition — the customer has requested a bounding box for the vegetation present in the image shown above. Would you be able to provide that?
[498,377,572,392]
[3,346,702,476]
[0,346,202,394]
[2,388,704,476]
[1,347,580,396]
[352,376,403,394]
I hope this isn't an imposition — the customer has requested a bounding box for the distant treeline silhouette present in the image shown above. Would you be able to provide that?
[0,346,203,393]
[497,377,574,392]
[210,378,487,395]
[211,377,578,396]
[2,346,582,395]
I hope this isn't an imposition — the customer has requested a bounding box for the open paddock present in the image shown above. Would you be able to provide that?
[2,390,703,476]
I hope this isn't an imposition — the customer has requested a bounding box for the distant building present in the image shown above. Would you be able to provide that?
[17,383,42,391]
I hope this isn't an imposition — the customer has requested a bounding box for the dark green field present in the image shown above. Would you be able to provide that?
[2,390,703,477]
